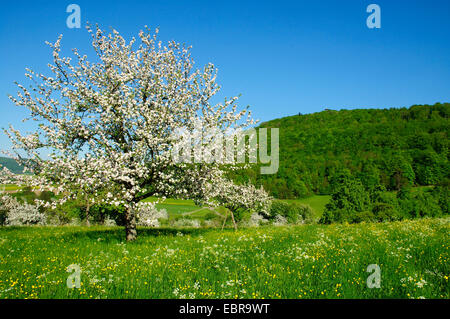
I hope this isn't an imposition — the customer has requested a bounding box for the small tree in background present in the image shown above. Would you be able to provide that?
[319,170,370,224]
[201,176,270,229]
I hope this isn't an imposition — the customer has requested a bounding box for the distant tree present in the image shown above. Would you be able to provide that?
[319,170,370,224]
[202,176,270,229]
[432,183,450,215]
[412,149,444,185]
[386,154,415,190]
[397,186,444,219]
[358,162,381,193]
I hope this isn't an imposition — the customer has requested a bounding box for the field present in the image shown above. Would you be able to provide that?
[140,197,226,224]
[0,184,23,192]
[0,218,448,299]
[140,195,331,222]
[283,195,331,219]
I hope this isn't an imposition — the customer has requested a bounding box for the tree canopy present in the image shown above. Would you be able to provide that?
[3,25,269,240]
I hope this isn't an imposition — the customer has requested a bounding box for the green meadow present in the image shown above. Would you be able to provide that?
[1,188,448,299]
[283,195,331,219]
[0,218,448,299]
[0,184,23,192]
[141,195,331,222]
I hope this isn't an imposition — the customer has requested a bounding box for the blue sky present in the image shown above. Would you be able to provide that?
[0,0,449,151]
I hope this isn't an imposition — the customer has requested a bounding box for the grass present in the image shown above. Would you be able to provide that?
[0,217,448,299]
[140,197,228,224]
[141,197,197,206]
[282,195,331,219]
[139,194,331,221]
[141,197,201,217]
[0,184,23,192]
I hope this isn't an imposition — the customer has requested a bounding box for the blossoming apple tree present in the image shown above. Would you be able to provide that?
[5,25,270,240]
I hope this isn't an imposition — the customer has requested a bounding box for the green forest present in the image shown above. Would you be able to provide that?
[232,102,449,199]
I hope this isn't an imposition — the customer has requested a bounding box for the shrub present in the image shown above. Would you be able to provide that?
[269,201,290,219]
[10,188,37,205]
[47,200,84,225]
[89,203,126,226]
[411,191,442,218]
[269,200,314,224]
[136,203,168,227]
[203,211,218,220]
[244,213,269,227]
[172,218,201,228]
[318,208,334,224]
[397,187,443,219]
[230,207,248,223]
[0,195,46,226]
[323,200,403,224]
[371,202,403,222]
[272,214,288,226]
[203,219,220,228]
[351,210,376,223]
[320,206,350,224]
[104,218,117,226]
[432,184,449,215]
[38,191,54,202]
[290,203,314,224]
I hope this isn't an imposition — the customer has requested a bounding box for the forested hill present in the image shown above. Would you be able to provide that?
[232,102,449,199]
[0,157,24,174]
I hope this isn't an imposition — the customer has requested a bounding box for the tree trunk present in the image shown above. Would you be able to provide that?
[221,211,228,230]
[85,201,91,227]
[125,205,137,241]
[230,211,238,231]
[222,207,238,231]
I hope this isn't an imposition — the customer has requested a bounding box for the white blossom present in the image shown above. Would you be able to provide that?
[0,195,46,226]
[5,25,269,239]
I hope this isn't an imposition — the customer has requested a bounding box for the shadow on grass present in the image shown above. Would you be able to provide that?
[60,226,226,243]
[0,226,33,232]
